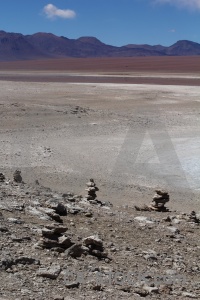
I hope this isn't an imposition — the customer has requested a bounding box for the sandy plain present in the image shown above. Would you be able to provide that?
[0,57,200,211]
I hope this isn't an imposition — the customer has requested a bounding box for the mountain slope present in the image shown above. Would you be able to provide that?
[0,30,200,61]
[0,31,48,61]
[166,40,200,56]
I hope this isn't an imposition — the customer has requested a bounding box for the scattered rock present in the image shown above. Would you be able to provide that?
[14,257,40,265]
[182,292,198,298]
[38,207,63,223]
[46,200,67,216]
[0,173,5,182]
[26,206,51,221]
[65,244,88,258]
[83,235,103,247]
[0,174,199,299]
[37,264,61,279]
[166,226,180,234]
[45,223,68,234]
[143,285,159,294]
[13,170,22,183]
[53,296,64,300]
[0,257,13,270]
[65,281,80,289]
[58,235,73,248]
[85,211,93,217]
[7,218,24,224]
[0,226,9,232]
[134,216,155,224]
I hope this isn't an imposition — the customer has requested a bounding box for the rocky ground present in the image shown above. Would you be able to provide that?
[0,70,200,299]
[0,173,200,300]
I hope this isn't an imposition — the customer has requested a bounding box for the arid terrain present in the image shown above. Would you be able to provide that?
[0,57,200,299]
[0,57,200,210]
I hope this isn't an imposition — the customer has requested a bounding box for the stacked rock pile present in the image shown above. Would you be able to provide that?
[35,224,107,259]
[85,179,99,201]
[189,211,200,224]
[151,190,169,211]
[36,223,72,251]
[83,235,108,258]
[13,170,22,183]
[0,173,5,182]
[134,189,170,212]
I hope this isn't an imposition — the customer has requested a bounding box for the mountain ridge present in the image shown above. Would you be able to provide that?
[0,30,200,61]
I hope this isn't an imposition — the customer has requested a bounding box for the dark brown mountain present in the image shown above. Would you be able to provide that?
[124,43,167,53]
[166,40,200,56]
[0,30,48,61]
[0,30,200,61]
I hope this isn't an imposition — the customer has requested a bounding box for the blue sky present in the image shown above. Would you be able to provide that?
[0,0,200,46]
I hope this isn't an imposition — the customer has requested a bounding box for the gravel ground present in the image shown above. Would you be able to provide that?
[0,176,200,300]
[0,70,200,299]
[0,77,199,211]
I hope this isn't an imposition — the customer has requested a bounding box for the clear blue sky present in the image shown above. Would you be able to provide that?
[0,0,200,46]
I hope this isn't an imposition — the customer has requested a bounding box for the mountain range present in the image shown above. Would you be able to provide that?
[1,30,200,61]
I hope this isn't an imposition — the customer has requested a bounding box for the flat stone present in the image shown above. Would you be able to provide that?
[58,235,72,248]
[15,257,40,265]
[182,292,198,298]
[134,216,155,224]
[37,264,61,279]
[38,238,59,249]
[26,206,51,221]
[65,244,87,258]
[83,235,103,247]
[91,249,107,258]
[7,218,24,224]
[46,200,67,216]
[53,296,64,300]
[165,269,177,275]
[65,282,80,289]
[65,204,83,214]
[0,257,14,270]
[143,285,159,294]
[45,224,67,234]
[166,226,180,234]
[38,207,62,222]
[41,228,56,238]
[0,226,9,232]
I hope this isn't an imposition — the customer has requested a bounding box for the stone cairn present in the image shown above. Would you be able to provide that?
[0,173,5,182]
[189,211,200,224]
[135,189,170,212]
[150,190,170,211]
[13,170,22,183]
[85,179,99,202]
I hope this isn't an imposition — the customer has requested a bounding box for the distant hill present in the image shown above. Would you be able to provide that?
[0,30,200,61]
[165,40,200,56]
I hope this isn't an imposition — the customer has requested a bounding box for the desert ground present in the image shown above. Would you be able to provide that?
[0,57,200,300]
[0,57,200,211]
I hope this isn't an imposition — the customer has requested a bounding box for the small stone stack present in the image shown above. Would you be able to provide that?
[85,179,99,201]
[0,173,5,182]
[83,235,107,258]
[189,211,200,224]
[13,170,22,183]
[36,224,72,251]
[151,190,169,211]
